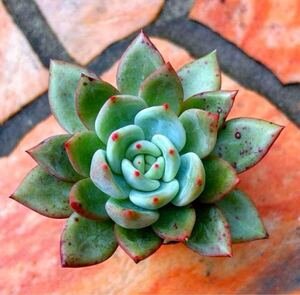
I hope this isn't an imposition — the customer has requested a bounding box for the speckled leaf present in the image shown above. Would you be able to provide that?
[105,198,159,229]
[139,62,183,114]
[65,131,104,177]
[213,118,284,173]
[75,74,119,131]
[152,205,196,242]
[49,60,95,133]
[178,51,221,99]
[181,90,237,128]
[27,135,82,182]
[69,178,109,220]
[60,213,117,267]
[180,109,219,158]
[115,225,162,263]
[199,156,239,203]
[186,206,231,257]
[10,166,72,218]
[95,95,147,143]
[172,153,205,206]
[217,189,268,243]
[117,31,164,95]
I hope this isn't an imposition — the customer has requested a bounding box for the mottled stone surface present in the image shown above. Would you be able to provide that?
[0,2,48,123]
[0,38,299,294]
[35,0,165,65]
[190,0,300,84]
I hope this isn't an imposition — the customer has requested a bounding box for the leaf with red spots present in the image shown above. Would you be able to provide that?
[152,205,196,242]
[75,74,119,131]
[11,166,72,218]
[181,90,237,128]
[95,95,147,144]
[49,60,95,133]
[69,178,109,220]
[115,224,162,263]
[60,213,117,267]
[213,118,284,173]
[139,62,183,115]
[178,51,221,99]
[186,206,232,257]
[117,31,164,95]
[198,156,239,203]
[27,135,83,182]
[65,131,104,177]
[217,189,268,243]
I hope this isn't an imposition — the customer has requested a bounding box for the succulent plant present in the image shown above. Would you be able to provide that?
[11,32,283,267]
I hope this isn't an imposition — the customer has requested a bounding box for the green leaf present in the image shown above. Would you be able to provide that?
[11,166,72,218]
[75,74,119,131]
[49,60,94,133]
[172,153,205,206]
[178,51,221,99]
[115,225,162,263]
[144,156,165,180]
[186,206,231,257]
[95,95,147,144]
[135,105,186,152]
[132,155,145,174]
[181,90,237,128]
[60,213,117,267]
[69,178,109,220]
[117,31,164,95]
[213,118,284,173]
[65,131,104,177]
[152,205,196,242]
[126,140,161,160]
[27,135,82,182]
[129,180,179,210]
[179,109,219,158]
[217,189,268,243]
[139,62,183,115]
[90,149,130,199]
[199,156,239,203]
[105,198,159,229]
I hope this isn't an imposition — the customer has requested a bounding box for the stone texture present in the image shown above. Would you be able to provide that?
[35,0,165,65]
[0,38,299,294]
[0,2,48,124]
[190,0,300,84]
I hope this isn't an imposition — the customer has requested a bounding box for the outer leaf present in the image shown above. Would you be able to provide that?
[152,206,196,242]
[139,62,183,115]
[27,135,82,182]
[49,60,94,133]
[65,131,104,177]
[115,225,162,263]
[199,156,239,203]
[217,189,268,243]
[180,109,219,158]
[186,206,232,257]
[213,118,284,173]
[117,31,164,95]
[95,95,147,144]
[105,198,159,229]
[172,153,205,206]
[60,213,117,267]
[181,90,237,128]
[90,150,130,199]
[10,166,72,218]
[178,51,221,99]
[135,105,186,152]
[75,74,119,131]
[69,178,109,220]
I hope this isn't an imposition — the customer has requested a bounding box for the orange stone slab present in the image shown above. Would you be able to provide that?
[190,0,300,84]
[0,2,48,124]
[35,0,165,65]
[0,38,299,294]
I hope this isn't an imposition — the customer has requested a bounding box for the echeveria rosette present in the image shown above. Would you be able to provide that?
[11,32,283,267]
